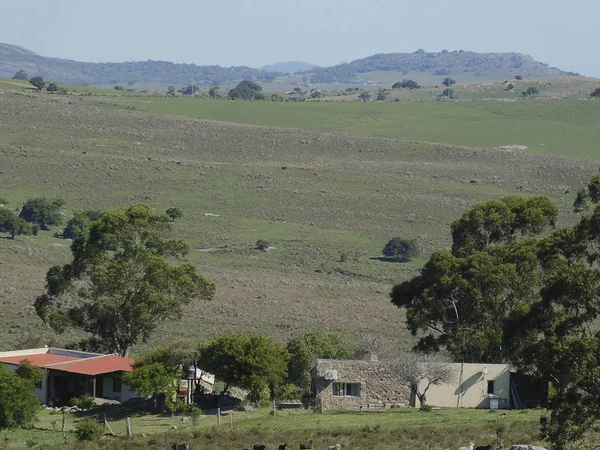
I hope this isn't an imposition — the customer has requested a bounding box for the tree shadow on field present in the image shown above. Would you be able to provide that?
[369,257,411,263]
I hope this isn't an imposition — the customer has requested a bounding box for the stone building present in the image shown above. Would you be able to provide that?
[311,358,409,411]
[311,359,546,411]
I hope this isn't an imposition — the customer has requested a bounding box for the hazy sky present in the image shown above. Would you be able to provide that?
[2,0,598,77]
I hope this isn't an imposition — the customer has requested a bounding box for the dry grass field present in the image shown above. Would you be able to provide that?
[0,88,598,355]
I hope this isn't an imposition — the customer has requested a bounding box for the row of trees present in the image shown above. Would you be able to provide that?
[0,197,64,239]
[391,174,600,449]
[125,330,355,410]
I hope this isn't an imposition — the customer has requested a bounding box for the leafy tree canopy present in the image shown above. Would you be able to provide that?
[29,76,46,90]
[382,237,419,262]
[198,334,289,402]
[19,197,64,230]
[34,204,215,357]
[391,178,600,449]
[228,80,263,100]
[522,86,539,96]
[392,80,420,90]
[0,207,32,240]
[442,77,456,87]
[0,363,42,430]
[590,88,600,98]
[62,210,104,240]
[286,331,354,392]
[13,70,28,80]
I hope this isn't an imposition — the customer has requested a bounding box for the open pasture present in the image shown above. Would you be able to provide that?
[106,95,600,159]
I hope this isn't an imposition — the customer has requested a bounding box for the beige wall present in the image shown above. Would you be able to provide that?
[417,363,510,409]
[312,359,410,411]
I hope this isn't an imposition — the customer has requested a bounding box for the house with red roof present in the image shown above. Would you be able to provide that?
[0,347,139,405]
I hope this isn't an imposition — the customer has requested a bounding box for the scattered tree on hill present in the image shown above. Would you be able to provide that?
[114,85,124,91]
[166,86,176,95]
[12,70,28,80]
[442,77,456,87]
[180,85,199,96]
[515,75,523,80]
[382,237,419,262]
[440,88,456,99]
[505,83,514,91]
[0,208,32,240]
[62,210,104,240]
[394,352,453,407]
[208,86,221,98]
[358,91,371,102]
[590,88,600,98]
[228,80,263,100]
[393,80,420,90]
[19,197,64,230]
[255,239,270,251]
[34,204,215,357]
[376,90,388,101]
[198,334,289,403]
[46,82,58,92]
[29,76,46,91]
[286,331,354,392]
[522,87,539,97]
[166,207,183,222]
[0,362,42,430]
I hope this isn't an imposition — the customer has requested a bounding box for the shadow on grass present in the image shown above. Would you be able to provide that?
[75,398,154,421]
[369,257,411,263]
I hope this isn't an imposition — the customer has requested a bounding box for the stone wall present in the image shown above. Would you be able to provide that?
[312,359,409,411]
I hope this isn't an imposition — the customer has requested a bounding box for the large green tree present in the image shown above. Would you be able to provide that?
[198,334,289,402]
[228,80,263,100]
[0,362,43,430]
[34,204,215,356]
[391,195,557,363]
[286,331,354,392]
[62,210,104,240]
[29,76,46,91]
[0,207,32,239]
[19,197,64,230]
[392,178,600,449]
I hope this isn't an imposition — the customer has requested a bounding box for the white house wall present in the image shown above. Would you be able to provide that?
[417,363,510,409]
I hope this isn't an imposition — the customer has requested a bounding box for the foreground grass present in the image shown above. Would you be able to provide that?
[105,96,600,159]
[3,406,549,449]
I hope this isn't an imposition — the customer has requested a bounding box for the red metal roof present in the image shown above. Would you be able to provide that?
[48,355,135,376]
[0,354,79,366]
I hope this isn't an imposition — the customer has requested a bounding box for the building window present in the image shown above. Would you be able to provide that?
[487,380,495,394]
[332,382,361,397]
[35,381,42,390]
[112,377,122,393]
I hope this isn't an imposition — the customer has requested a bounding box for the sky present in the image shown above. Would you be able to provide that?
[1,0,599,77]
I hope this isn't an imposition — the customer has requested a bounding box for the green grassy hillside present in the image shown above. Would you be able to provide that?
[0,91,596,355]
[106,96,600,159]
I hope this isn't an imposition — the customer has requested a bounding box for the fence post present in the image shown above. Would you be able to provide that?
[273,399,277,417]
[126,417,132,438]
[61,410,66,439]
[217,408,221,426]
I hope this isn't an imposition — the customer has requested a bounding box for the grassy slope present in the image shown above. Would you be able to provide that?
[5,407,549,450]
[106,96,600,159]
[0,91,597,355]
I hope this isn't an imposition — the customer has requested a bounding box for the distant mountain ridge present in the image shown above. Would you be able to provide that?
[0,43,283,86]
[261,61,317,74]
[0,43,580,86]
[311,50,579,83]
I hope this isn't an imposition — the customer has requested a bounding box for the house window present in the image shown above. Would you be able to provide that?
[112,377,122,393]
[487,380,495,394]
[332,382,361,397]
[35,381,42,390]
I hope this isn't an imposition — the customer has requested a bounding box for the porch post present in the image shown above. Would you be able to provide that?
[91,376,97,397]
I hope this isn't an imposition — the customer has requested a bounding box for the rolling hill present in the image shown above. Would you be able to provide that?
[310,50,579,84]
[0,43,581,87]
[0,43,283,86]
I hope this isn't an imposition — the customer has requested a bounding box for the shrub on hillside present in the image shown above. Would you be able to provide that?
[74,417,103,441]
[522,87,539,97]
[591,88,600,98]
[256,239,270,251]
[382,237,420,262]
